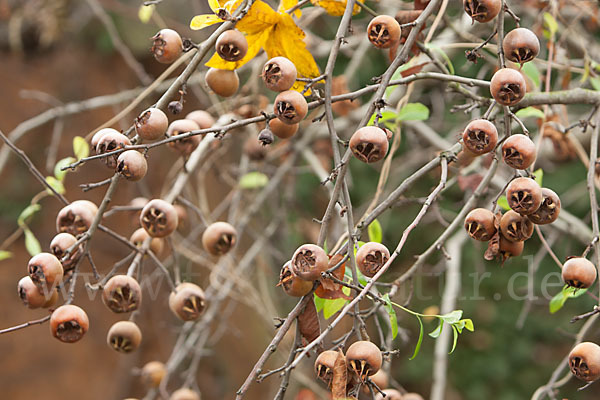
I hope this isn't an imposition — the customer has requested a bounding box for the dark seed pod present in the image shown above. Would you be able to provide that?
[355,242,390,277]
[291,244,329,281]
[506,177,543,216]
[279,261,313,297]
[503,28,540,64]
[562,257,597,289]
[464,208,496,241]
[346,341,382,382]
[490,68,527,106]
[50,304,89,343]
[168,101,184,115]
[367,15,401,49]
[50,232,83,271]
[262,57,297,92]
[117,150,148,181]
[205,68,239,97]
[96,131,131,169]
[502,134,536,170]
[463,0,502,23]
[269,118,298,139]
[500,210,534,242]
[107,321,142,353]
[569,342,600,382]
[56,202,96,236]
[215,29,248,62]
[462,119,498,155]
[28,252,64,290]
[167,119,201,157]
[258,129,274,146]
[140,199,178,238]
[349,126,389,163]
[314,350,338,387]
[202,221,237,256]
[169,282,206,321]
[274,90,308,125]
[102,275,142,313]
[135,108,168,141]
[528,188,561,225]
[151,29,183,64]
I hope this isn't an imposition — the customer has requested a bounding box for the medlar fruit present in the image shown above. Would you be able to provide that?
[355,242,390,277]
[169,282,206,321]
[314,350,338,387]
[503,28,540,64]
[462,119,498,155]
[291,244,329,281]
[463,0,502,23]
[499,210,534,242]
[28,252,64,290]
[107,320,142,353]
[367,15,401,49]
[490,68,527,106]
[464,208,496,241]
[269,118,299,139]
[262,57,297,92]
[274,90,308,125]
[527,188,561,225]
[151,29,183,64]
[140,199,178,238]
[569,342,600,382]
[167,119,201,157]
[279,261,313,297]
[562,257,597,289]
[205,68,239,97]
[50,304,89,343]
[215,29,248,61]
[349,126,389,163]
[201,221,237,256]
[135,107,169,141]
[506,177,543,216]
[502,134,536,170]
[346,341,382,382]
[102,275,142,313]
[117,150,148,181]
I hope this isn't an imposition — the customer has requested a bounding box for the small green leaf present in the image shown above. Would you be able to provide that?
[314,293,325,313]
[533,168,543,187]
[239,172,269,189]
[24,228,41,256]
[449,325,459,354]
[138,4,155,23]
[54,157,76,181]
[515,107,545,120]
[410,315,424,360]
[46,176,66,195]
[73,136,90,161]
[396,103,430,122]
[590,77,600,92]
[497,196,510,211]
[0,250,13,261]
[18,204,41,226]
[440,310,463,324]
[543,12,558,39]
[368,111,397,127]
[520,62,540,88]
[382,294,398,339]
[462,319,474,332]
[549,285,587,313]
[323,297,348,319]
[429,321,443,338]
[368,219,383,243]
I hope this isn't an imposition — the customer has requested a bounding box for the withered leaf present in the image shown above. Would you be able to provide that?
[316,254,352,300]
[484,212,502,261]
[331,350,347,400]
[298,299,321,344]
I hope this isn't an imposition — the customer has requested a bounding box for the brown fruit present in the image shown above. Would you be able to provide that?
[499,234,524,259]
[107,320,142,353]
[91,128,117,152]
[169,282,206,321]
[506,177,543,216]
[569,342,600,382]
[102,275,142,313]
[279,261,313,297]
[464,208,496,241]
[463,0,502,23]
[527,188,561,225]
[140,199,178,238]
[151,29,183,64]
[462,119,498,155]
[50,304,89,343]
[96,130,131,169]
[169,388,200,400]
[274,90,308,125]
[216,29,248,61]
[141,361,166,388]
[28,252,64,290]
[490,68,527,106]
[130,227,165,256]
[56,202,96,236]
[355,242,390,277]
[403,394,425,400]
[503,28,540,64]
[500,210,534,242]
[269,118,299,139]
[502,134,536,169]
[291,244,329,281]
[185,110,215,129]
[262,57,297,92]
[202,221,237,256]
[117,150,148,181]
[346,341,382,382]
[367,15,401,49]
[135,108,169,141]
[314,350,338,387]
[375,389,403,400]
[167,119,201,156]
[363,369,388,394]
[562,257,597,289]
[18,276,52,308]
[50,232,83,271]
[205,68,239,97]
[349,126,389,163]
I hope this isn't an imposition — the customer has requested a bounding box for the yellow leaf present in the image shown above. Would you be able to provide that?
[237,0,281,33]
[206,28,273,70]
[138,4,155,23]
[208,0,220,12]
[221,0,243,11]
[279,0,301,18]
[312,0,360,16]
[190,14,224,30]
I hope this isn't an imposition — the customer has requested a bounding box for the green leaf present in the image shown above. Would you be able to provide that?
[440,310,463,324]
[367,111,397,127]
[410,315,424,360]
[314,293,325,313]
[590,77,600,92]
[543,12,558,39]
[73,136,89,161]
[368,219,383,243]
[549,285,588,314]
[533,168,543,187]
[54,157,76,181]
[515,107,545,120]
[323,297,348,319]
[138,4,155,23]
[0,250,13,261]
[46,176,65,195]
[24,228,41,256]
[397,103,429,122]
[462,319,474,332]
[18,204,41,226]
[382,294,398,339]
[449,325,459,354]
[425,43,455,75]
[386,61,417,97]
[497,196,510,211]
[239,172,269,189]
[429,321,443,338]
[520,62,540,88]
